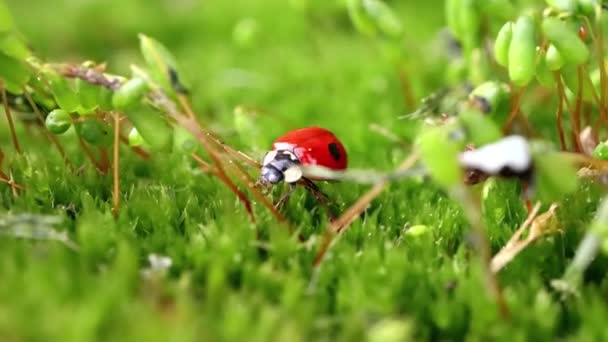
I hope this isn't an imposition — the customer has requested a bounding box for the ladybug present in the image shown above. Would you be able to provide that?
[260,127,348,213]
[260,126,348,184]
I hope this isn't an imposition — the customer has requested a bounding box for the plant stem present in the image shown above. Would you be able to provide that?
[112,113,120,218]
[398,65,416,111]
[0,82,22,154]
[555,72,567,150]
[313,153,418,268]
[503,86,524,134]
[119,134,151,160]
[191,152,256,222]
[454,185,510,319]
[571,66,584,152]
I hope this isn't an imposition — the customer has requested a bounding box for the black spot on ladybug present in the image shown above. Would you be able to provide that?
[328,143,341,161]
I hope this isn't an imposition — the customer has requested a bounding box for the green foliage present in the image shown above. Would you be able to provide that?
[542,17,589,66]
[1,0,608,340]
[494,21,512,67]
[0,0,13,32]
[139,34,188,95]
[112,77,149,111]
[0,52,29,93]
[76,118,113,147]
[508,15,537,86]
[416,124,463,188]
[458,109,502,145]
[531,144,579,203]
[346,0,403,39]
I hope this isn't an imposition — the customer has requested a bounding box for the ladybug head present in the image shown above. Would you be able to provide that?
[260,149,303,184]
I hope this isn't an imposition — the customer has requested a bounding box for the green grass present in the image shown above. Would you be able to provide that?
[2,0,608,340]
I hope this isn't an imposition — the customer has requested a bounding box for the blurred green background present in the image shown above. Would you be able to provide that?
[5,1,607,341]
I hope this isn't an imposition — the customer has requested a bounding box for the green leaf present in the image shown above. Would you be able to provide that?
[542,17,589,66]
[128,127,146,147]
[362,0,403,38]
[494,22,513,67]
[545,44,564,71]
[112,77,149,110]
[536,52,556,88]
[346,0,402,38]
[508,15,537,86]
[416,125,463,188]
[75,78,100,114]
[0,52,30,93]
[445,0,464,39]
[533,151,578,203]
[546,0,579,13]
[0,33,30,60]
[593,141,608,160]
[173,125,198,154]
[458,0,481,55]
[126,108,173,152]
[346,0,377,36]
[0,1,14,33]
[138,34,188,95]
[41,69,80,113]
[458,109,502,146]
[561,65,595,102]
[75,118,113,147]
[469,81,510,116]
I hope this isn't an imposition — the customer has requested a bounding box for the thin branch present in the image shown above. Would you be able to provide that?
[313,153,419,268]
[112,112,120,218]
[1,81,22,154]
[555,72,568,150]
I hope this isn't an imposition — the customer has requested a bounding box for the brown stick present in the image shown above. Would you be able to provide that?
[591,14,608,126]
[191,152,256,222]
[571,67,584,152]
[0,148,21,195]
[76,136,104,173]
[0,82,22,154]
[99,147,111,174]
[119,134,151,160]
[162,93,289,226]
[491,203,541,273]
[112,113,120,218]
[458,186,510,319]
[313,153,418,267]
[503,86,524,134]
[555,72,567,150]
[397,66,416,111]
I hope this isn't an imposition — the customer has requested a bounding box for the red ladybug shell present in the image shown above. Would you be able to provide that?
[271,127,348,171]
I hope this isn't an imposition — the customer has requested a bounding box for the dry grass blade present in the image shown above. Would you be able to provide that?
[1,81,22,154]
[75,136,106,173]
[191,152,256,222]
[112,112,121,218]
[119,134,151,160]
[156,92,291,225]
[313,153,419,268]
[0,148,23,195]
[491,203,559,273]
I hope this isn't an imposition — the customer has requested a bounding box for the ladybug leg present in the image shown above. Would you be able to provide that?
[274,183,297,210]
[301,178,337,221]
